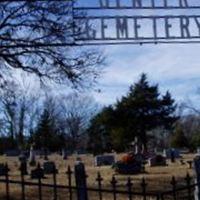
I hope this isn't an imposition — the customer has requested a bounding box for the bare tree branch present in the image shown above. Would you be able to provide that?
[0,0,104,88]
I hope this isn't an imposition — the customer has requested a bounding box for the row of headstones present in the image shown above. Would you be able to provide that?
[0,161,58,179]
[94,148,200,173]
[5,147,68,160]
[94,149,181,168]
[18,147,68,166]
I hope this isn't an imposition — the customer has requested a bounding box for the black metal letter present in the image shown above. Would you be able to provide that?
[134,18,141,39]
[180,16,190,38]
[101,19,108,39]
[99,0,109,8]
[151,0,155,7]
[116,0,121,8]
[164,0,168,7]
[132,0,142,8]
[152,17,158,39]
[165,17,172,38]
[179,0,189,7]
[116,17,128,39]
[194,17,200,36]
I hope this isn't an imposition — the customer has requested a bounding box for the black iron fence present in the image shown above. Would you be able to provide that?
[0,162,199,200]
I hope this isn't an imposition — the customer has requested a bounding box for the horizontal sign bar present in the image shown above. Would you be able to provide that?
[74,15,200,44]
[75,40,200,46]
[74,0,200,10]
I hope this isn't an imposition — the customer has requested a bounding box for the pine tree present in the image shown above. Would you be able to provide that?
[32,107,65,152]
[114,73,178,151]
[171,124,188,148]
[88,73,178,152]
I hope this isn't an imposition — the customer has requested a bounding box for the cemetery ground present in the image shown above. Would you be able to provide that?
[0,153,196,200]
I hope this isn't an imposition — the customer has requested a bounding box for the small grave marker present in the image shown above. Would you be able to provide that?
[19,153,27,162]
[0,164,9,176]
[43,162,57,174]
[163,148,181,160]
[95,155,115,167]
[19,161,28,175]
[149,155,167,167]
[62,149,67,160]
[31,165,44,179]
[5,150,20,157]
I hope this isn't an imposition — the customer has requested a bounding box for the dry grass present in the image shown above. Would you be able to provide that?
[0,153,197,200]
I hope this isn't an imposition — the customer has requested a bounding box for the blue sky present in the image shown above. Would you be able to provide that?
[15,0,200,109]
[76,0,200,107]
[92,43,200,106]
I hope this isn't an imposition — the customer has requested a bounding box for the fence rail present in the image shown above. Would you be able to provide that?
[0,162,199,200]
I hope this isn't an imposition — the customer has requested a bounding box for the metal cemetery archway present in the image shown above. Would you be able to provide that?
[73,0,200,45]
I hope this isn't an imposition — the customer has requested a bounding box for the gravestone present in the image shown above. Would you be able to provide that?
[149,155,167,167]
[0,164,9,176]
[38,148,49,159]
[19,153,27,162]
[132,137,140,154]
[76,149,87,155]
[44,148,48,160]
[163,148,181,159]
[43,162,57,174]
[62,149,67,160]
[31,167,44,179]
[194,155,200,200]
[114,160,143,174]
[179,148,190,154]
[113,153,144,174]
[197,147,200,155]
[29,146,36,166]
[5,150,20,157]
[95,155,115,166]
[19,161,28,175]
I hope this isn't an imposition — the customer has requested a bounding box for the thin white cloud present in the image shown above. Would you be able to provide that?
[94,43,200,105]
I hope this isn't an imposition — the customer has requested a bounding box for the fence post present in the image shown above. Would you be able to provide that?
[126,177,133,200]
[74,161,88,200]
[141,178,147,200]
[37,163,43,200]
[96,172,103,200]
[185,173,192,200]
[111,176,117,200]
[52,164,57,200]
[67,166,73,200]
[194,156,200,200]
[171,176,177,200]
[20,162,26,200]
[5,164,10,200]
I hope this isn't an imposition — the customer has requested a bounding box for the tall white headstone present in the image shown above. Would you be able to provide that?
[29,145,36,166]
[197,147,200,155]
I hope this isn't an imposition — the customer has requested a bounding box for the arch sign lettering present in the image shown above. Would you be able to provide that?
[73,0,200,45]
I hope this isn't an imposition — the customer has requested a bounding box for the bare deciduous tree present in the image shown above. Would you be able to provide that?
[0,1,104,88]
[60,92,100,151]
[0,80,41,147]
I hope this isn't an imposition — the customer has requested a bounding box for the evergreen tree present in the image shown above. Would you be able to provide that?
[171,124,188,148]
[32,107,65,152]
[88,74,178,152]
[114,74,178,151]
[87,106,114,154]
